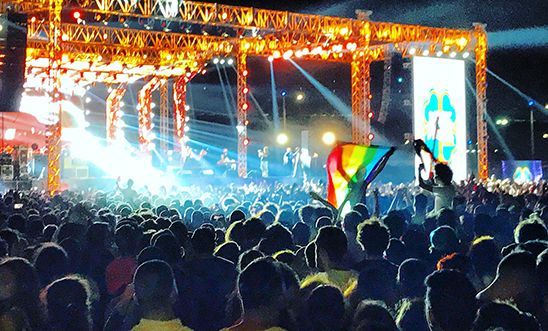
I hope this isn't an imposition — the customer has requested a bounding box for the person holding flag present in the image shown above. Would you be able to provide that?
[414,139,456,212]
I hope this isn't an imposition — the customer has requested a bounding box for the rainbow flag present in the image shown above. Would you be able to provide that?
[327,143,395,209]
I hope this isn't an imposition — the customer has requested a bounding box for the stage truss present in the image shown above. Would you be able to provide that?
[0,0,488,193]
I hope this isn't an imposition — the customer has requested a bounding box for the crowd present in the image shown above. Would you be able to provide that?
[0,165,547,331]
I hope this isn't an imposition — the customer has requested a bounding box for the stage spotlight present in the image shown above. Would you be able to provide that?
[72,9,82,21]
[276,133,289,145]
[280,89,287,97]
[422,50,429,56]
[436,50,443,57]
[449,51,457,58]
[151,102,156,108]
[273,50,281,59]
[295,92,305,102]
[213,57,219,64]
[268,55,274,62]
[528,100,534,107]
[283,50,293,59]
[367,133,375,141]
[409,47,416,55]
[397,77,403,83]
[462,52,470,58]
[322,132,336,146]
[227,58,234,65]
[85,97,91,103]
[220,59,226,64]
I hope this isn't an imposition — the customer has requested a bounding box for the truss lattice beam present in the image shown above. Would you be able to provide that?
[474,23,488,180]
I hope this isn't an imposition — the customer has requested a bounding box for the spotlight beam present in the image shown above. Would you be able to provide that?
[269,61,281,130]
[221,66,237,110]
[466,78,515,161]
[485,66,547,114]
[288,59,352,121]
[215,64,236,128]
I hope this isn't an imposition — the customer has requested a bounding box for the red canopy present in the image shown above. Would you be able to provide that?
[0,112,46,149]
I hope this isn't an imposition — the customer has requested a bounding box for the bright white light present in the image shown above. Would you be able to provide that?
[450,52,457,58]
[276,133,289,145]
[220,59,226,65]
[462,52,470,58]
[268,55,274,62]
[119,101,125,107]
[149,132,157,140]
[151,113,155,118]
[185,116,190,122]
[151,102,156,108]
[409,47,416,55]
[4,128,16,140]
[85,110,90,115]
[436,51,443,57]
[85,97,91,103]
[296,92,305,102]
[322,132,336,145]
[213,58,219,64]
[184,105,190,111]
[184,126,190,132]
[236,125,245,134]
[283,50,293,60]
[227,58,234,65]
[422,50,429,56]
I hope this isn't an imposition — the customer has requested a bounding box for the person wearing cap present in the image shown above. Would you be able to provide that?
[476,251,542,315]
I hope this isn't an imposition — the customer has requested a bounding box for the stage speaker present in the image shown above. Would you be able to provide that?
[0,12,27,113]
[1,165,13,180]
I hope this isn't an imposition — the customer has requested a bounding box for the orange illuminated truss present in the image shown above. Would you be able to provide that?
[0,0,488,192]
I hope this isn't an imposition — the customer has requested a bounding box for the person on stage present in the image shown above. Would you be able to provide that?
[258,146,269,178]
[283,147,295,176]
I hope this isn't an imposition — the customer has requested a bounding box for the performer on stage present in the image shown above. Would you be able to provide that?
[216,148,235,176]
[283,147,295,176]
[258,146,269,178]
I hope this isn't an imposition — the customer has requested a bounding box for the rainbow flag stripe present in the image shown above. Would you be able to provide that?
[327,143,395,209]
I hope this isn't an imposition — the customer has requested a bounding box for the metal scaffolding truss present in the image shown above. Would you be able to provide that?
[0,0,488,193]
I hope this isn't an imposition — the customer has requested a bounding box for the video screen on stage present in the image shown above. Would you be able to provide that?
[413,56,467,181]
[502,160,543,183]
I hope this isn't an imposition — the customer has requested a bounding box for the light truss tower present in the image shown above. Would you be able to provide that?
[46,0,63,195]
[236,51,248,177]
[106,85,127,143]
[159,79,169,158]
[351,53,371,145]
[474,23,488,180]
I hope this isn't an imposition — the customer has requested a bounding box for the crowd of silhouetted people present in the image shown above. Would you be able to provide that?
[0,170,547,331]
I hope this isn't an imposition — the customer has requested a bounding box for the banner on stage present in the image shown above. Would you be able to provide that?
[413,57,467,181]
[502,160,543,183]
